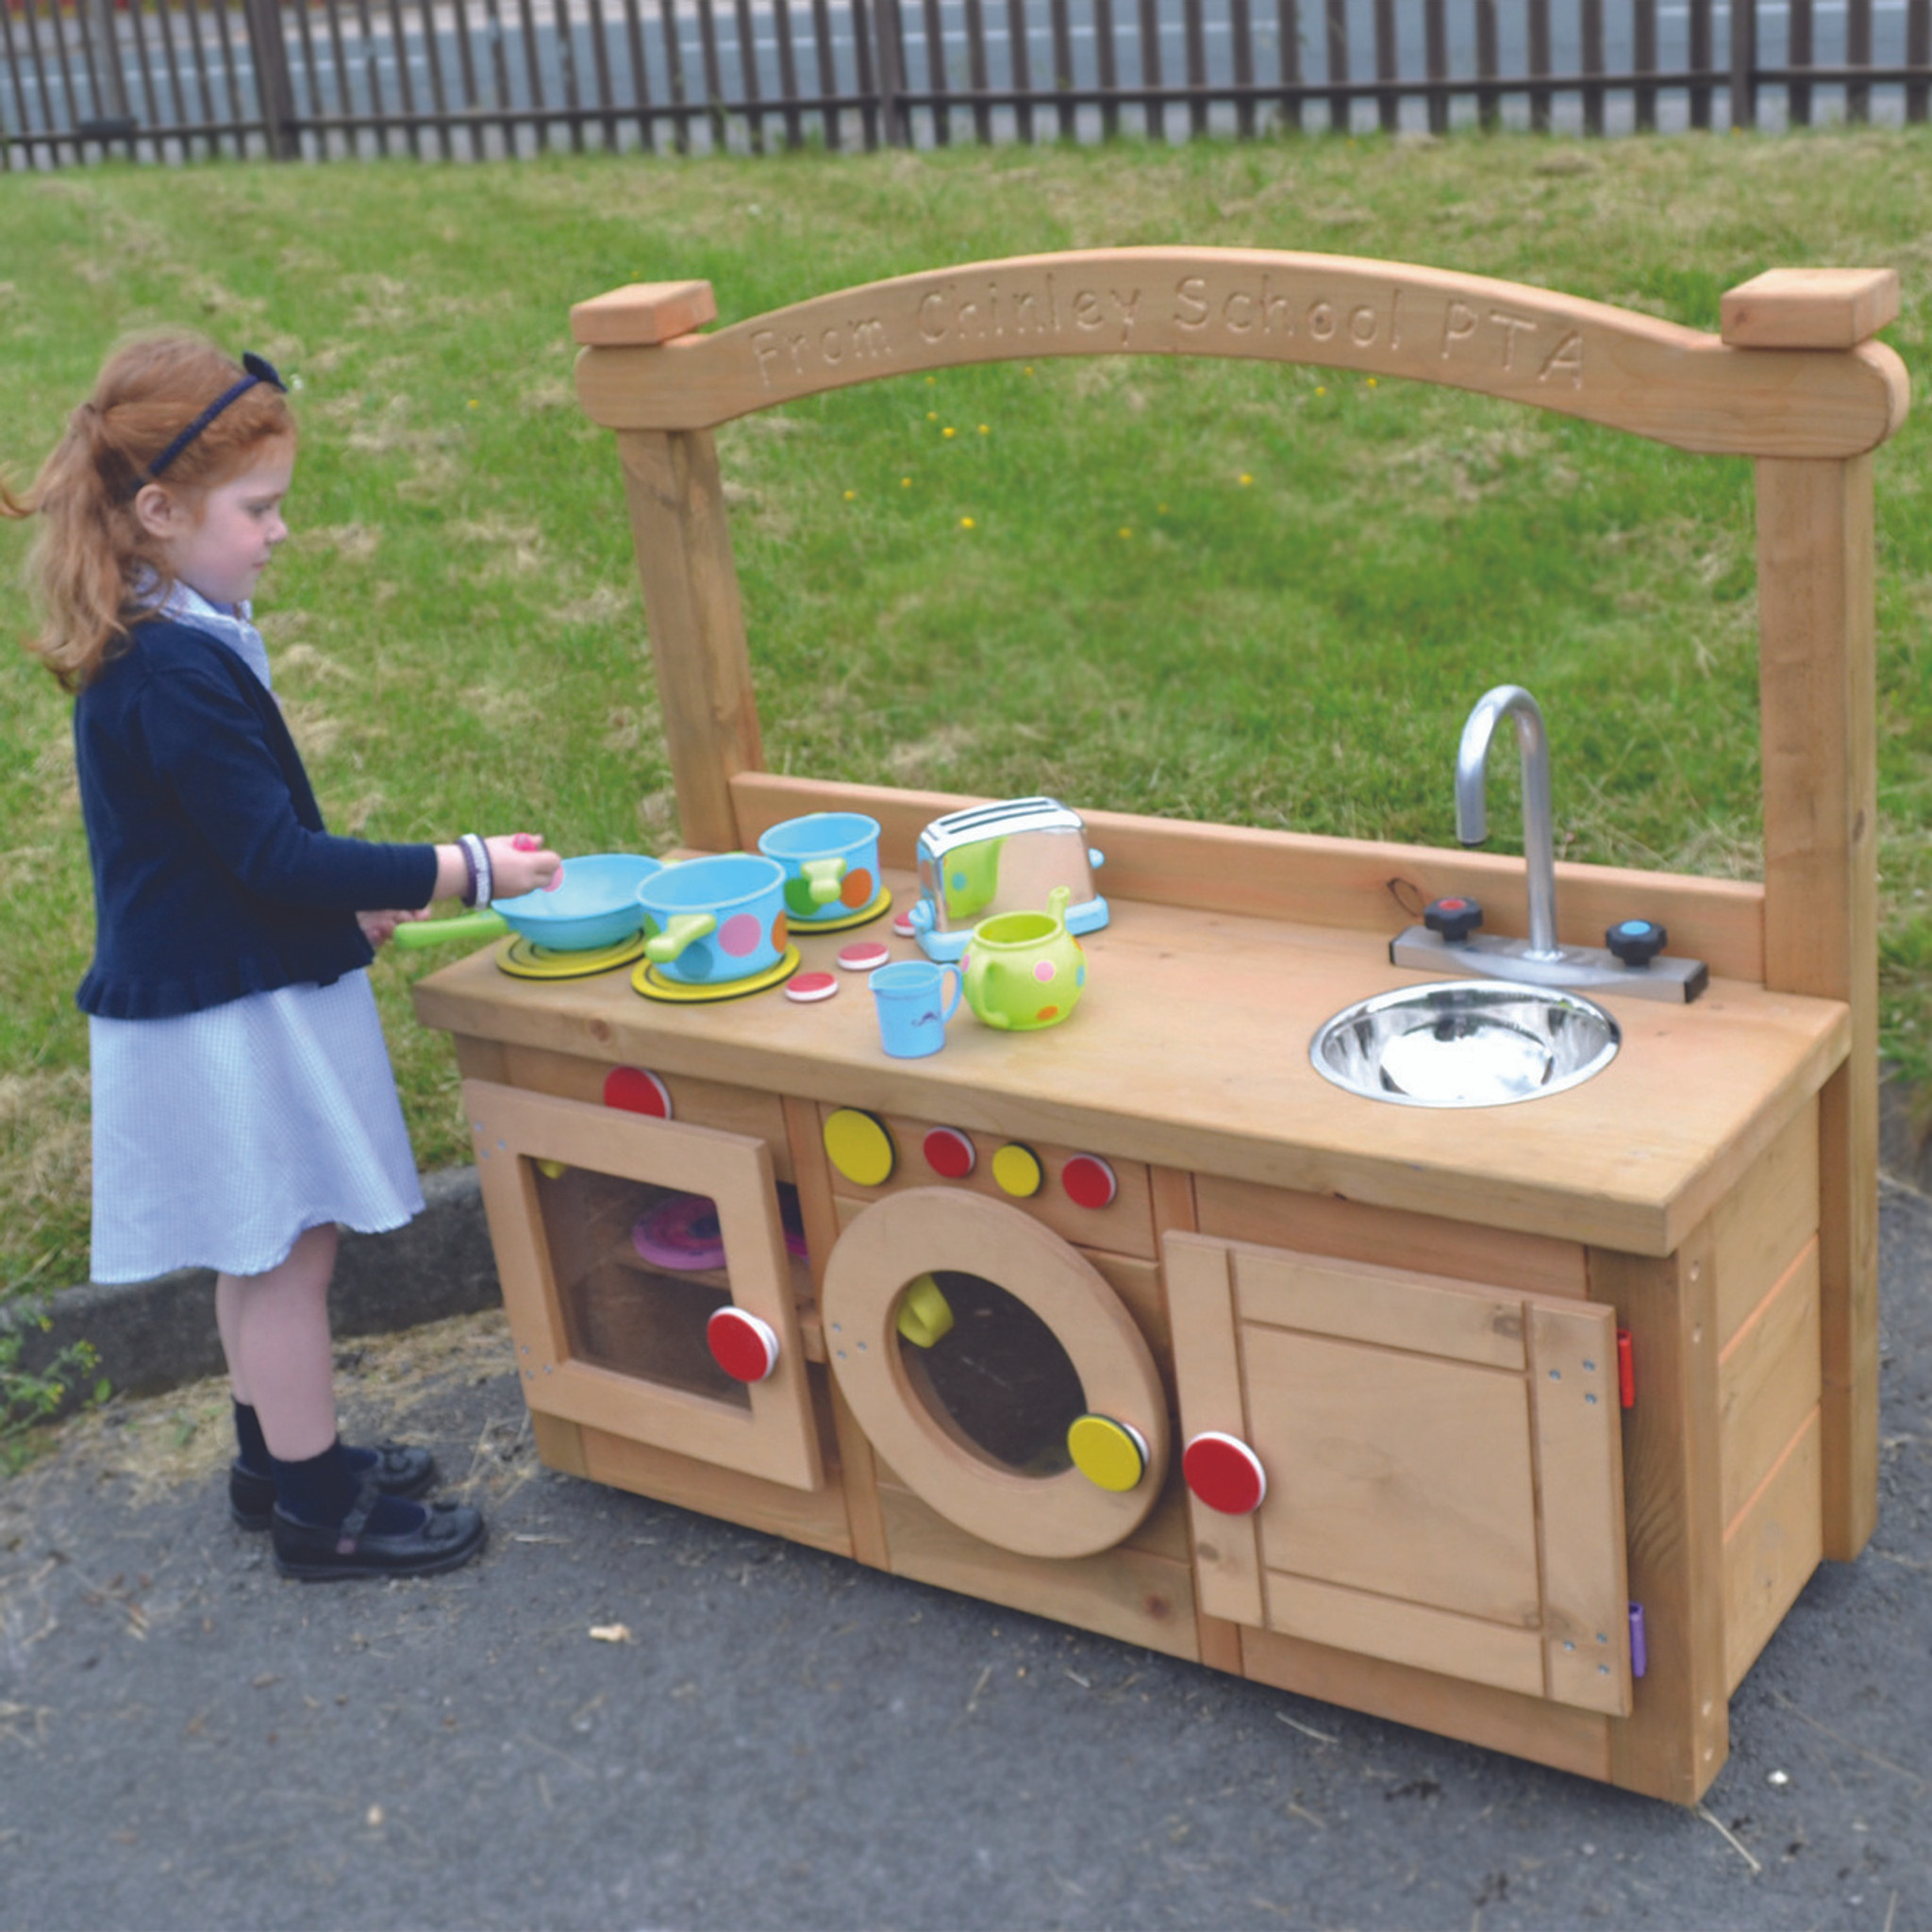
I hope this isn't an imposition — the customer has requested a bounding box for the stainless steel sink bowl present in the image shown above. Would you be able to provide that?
[1310,979,1621,1108]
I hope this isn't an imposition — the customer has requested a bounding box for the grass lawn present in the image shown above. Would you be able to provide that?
[3,128,1930,1303]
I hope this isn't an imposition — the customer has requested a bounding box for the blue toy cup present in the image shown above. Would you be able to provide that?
[870,958,963,1058]
[638,853,789,985]
[757,812,883,924]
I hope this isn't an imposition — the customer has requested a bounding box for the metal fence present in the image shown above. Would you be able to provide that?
[5,0,1931,166]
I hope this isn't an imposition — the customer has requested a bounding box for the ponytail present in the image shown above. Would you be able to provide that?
[8,333,296,691]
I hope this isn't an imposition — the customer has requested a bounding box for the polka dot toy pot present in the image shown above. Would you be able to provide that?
[638,853,790,985]
[757,811,882,924]
[960,885,1088,1032]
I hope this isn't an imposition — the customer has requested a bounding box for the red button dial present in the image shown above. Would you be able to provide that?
[1060,1154,1118,1209]
[707,1307,780,1383]
[923,1126,976,1179]
[603,1066,672,1118]
[1182,1432,1268,1515]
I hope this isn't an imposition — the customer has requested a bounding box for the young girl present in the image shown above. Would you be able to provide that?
[4,332,559,1580]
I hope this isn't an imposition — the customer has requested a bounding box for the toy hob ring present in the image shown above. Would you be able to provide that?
[633,1187,809,1272]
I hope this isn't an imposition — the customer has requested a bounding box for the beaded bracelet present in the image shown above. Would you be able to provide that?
[458,834,491,909]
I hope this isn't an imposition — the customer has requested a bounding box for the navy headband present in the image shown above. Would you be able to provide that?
[143,352,287,485]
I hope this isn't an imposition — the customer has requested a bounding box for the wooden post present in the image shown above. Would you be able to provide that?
[1724,268,1898,1561]
[1594,1232,1729,1804]
[570,283,761,856]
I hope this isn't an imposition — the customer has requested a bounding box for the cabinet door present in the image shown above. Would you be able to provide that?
[467,1079,823,1491]
[1167,1233,1629,1715]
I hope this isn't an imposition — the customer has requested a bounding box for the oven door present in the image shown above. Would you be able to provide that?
[1166,1231,1631,1714]
[465,1078,822,1491]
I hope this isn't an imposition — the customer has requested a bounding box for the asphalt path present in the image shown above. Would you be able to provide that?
[3,1186,1929,1931]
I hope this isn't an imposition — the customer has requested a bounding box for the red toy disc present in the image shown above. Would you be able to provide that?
[603,1066,672,1118]
[1182,1432,1268,1515]
[837,941,892,973]
[1060,1153,1118,1209]
[785,971,840,1004]
[923,1126,976,1179]
[891,909,918,939]
[708,1307,780,1383]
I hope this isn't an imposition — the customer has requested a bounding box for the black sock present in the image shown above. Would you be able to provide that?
[232,1400,272,1476]
[272,1440,359,1527]
[272,1440,425,1535]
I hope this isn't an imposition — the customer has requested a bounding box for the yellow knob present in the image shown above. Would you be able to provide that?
[1067,1414,1149,1492]
[824,1108,895,1189]
[895,1274,956,1349]
[536,1159,569,1180]
[991,1141,1042,1198]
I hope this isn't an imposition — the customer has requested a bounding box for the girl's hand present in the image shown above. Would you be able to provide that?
[358,908,410,946]
[488,833,562,899]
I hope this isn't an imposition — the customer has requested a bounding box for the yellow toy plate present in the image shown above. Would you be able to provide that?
[497,931,654,980]
[631,946,802,1004]
[785,887,892,939]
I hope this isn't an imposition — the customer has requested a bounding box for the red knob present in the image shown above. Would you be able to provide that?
[1060,1154,1118,1209]
[707,1307,780,1383]
[603,1066,672,1118]
[923,1126,977,1179]
[1182,1431,1268,1515]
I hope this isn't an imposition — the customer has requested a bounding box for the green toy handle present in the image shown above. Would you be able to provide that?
[644,912,717,963]
[802,858,847,906]
[391,908,509,950]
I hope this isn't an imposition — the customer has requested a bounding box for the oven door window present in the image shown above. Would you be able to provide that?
[465,1078,824,1492]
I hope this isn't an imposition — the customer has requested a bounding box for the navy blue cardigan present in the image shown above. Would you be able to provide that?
[75,618,440,1020]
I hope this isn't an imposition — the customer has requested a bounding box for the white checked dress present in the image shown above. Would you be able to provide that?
[86,587,425,1283]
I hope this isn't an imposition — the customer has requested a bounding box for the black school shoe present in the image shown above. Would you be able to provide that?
[229,1441,439,1533]
[271,1478,487,1582]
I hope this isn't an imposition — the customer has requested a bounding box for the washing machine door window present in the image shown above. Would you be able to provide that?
[897,1271,1089,1478]
[823,1188,1168,1559]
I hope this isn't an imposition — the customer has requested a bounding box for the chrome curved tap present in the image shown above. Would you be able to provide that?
[1455,685,1560,961]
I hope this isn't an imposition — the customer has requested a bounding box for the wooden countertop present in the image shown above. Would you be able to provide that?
[411,875,1848,1257]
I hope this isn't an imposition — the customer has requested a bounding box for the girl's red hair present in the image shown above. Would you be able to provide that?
[3,332,295,690]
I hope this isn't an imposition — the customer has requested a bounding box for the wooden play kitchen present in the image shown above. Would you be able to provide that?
[411,250,1907,1806]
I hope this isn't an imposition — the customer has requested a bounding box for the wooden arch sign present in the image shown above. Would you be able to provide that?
[571,251,1907,1563]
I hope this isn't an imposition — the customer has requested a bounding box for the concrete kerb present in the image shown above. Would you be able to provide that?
[3,1167,501,1414]
[8,1057,1932,1418]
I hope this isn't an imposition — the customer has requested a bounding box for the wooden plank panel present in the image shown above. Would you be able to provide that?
[1709,1098,1819,1346]
[580,1409,856,1556]
[730,768,1770,984]
[1724,1407,1824,1691]
[529,1407,590,1476]
[574,252,1910,460]
[415,879,1847,1262]
[1241,1624,1610,1783]
[1197,1172,1587,1297]
[1241,1325,1542,1625]
[1163,1234,1264,1627]
[497,1041,793,1169]
[876,1481,1200,1661]
[1756,452,1879,1561]
[821,1105,1159,1259]
[1263,1571,1545,1699]
[1527,1302,1632,1716]
[1591,1237,1730,1804]
[1719,1241,1823,1528]
[1233,1245,1529,1371]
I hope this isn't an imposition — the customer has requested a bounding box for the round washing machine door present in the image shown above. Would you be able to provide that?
[821,1188,1168,1558]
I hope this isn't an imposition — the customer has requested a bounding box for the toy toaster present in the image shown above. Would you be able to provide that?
[909,796,1109,962]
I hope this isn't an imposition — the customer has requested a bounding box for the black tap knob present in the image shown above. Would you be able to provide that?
[1424,895,1484,943]
[1607,918,1668,967]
